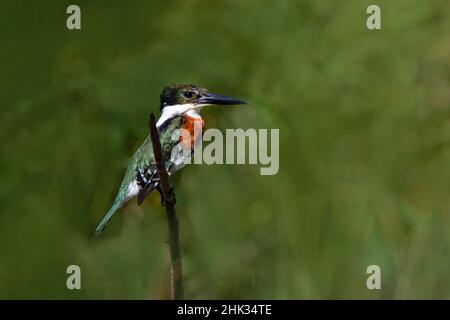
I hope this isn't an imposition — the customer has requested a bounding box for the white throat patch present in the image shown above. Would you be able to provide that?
[157,104,203,128]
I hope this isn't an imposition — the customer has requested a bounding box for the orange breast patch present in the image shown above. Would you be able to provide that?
[180,115,204,149]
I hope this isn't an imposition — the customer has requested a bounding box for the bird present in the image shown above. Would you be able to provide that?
[95,84,246,235]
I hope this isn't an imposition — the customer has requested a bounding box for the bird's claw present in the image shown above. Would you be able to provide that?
[156,184,176,206]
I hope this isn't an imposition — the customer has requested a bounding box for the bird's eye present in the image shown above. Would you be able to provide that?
[183,91,194,98]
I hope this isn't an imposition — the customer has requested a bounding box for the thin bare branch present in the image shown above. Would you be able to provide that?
[149,113,184,300]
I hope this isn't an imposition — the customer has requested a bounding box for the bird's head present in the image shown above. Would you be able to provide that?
[160,84,246,111]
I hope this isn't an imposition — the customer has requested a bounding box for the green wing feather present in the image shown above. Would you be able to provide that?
[95,116,184,235]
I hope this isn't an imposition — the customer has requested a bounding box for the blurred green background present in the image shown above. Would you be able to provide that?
[1,0,449,299]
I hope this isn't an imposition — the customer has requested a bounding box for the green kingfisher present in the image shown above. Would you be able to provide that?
[95,84,246,235]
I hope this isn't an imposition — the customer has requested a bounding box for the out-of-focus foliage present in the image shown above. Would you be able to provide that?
[0,0,449,299]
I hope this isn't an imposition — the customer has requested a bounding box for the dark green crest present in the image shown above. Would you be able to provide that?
[160,84,208,110]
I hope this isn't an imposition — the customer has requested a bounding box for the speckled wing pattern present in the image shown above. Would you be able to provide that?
[94,115,185,235]
[131,115,185,205]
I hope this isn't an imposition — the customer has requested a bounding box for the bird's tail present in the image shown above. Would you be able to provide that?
[95,200,122,236]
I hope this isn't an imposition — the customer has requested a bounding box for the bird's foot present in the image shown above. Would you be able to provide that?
[156,184,176,206]
[156,184,165,207]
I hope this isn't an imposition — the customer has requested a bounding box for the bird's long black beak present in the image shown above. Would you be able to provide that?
[197,93,247,106]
